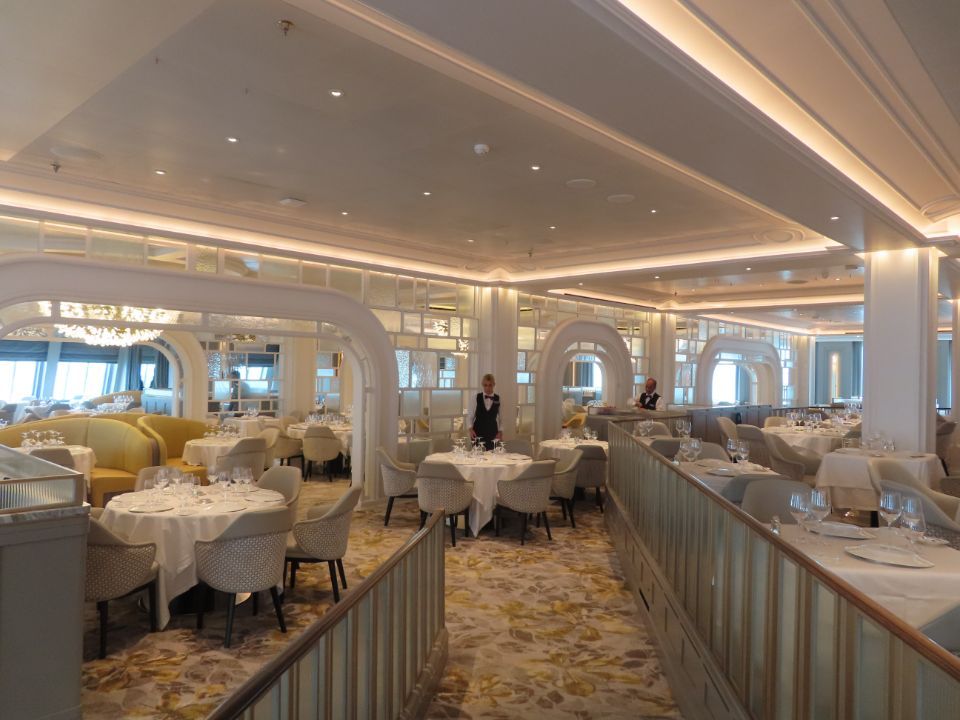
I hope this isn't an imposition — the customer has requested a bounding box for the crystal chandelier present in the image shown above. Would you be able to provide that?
[56,303,178,347]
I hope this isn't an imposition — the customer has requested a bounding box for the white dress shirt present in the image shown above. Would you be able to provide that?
[632,393,666,411]
[468,392,502,433]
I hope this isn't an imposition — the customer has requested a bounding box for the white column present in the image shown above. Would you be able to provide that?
[953,301,960,421]
[477,287,518,439]
[281,337,317,419]
[863,248,938,452]
[649,313,676,406]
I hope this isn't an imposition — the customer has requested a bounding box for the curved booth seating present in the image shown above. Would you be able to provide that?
[93,412,148,427]
[137,415,209,484]
[0,417,155,506]
[84,390,142,409]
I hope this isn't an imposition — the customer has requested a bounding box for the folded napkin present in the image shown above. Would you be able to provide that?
[695,458,727,468]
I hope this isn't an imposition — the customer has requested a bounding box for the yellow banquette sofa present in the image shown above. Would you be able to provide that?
[137,415,209,483]
[0,416,156,506]
[84,390,142,409]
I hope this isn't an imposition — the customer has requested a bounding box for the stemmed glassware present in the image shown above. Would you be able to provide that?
[726,438,738,460]
[878,490,902,535]
[736,440,751,465]
[809,488,831,540]
[216,471,232,501]
[788,491,810,542]
[901,496,926,550]
[687,437,702,462]
[232,466,253,492]
[675,419,691,437]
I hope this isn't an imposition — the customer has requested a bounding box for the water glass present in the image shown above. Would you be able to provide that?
[687,437,702,462]
[736,440,751,465]
[901,496,926,547]
[216,471,232,500]
[788,491,810,540]
[878,490,901,531]
[809,488,831,537]
[726,438,738,459]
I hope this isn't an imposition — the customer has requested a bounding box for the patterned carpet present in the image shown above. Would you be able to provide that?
[80,480,680,719]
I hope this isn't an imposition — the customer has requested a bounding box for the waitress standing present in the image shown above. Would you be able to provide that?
[469,373,502,451]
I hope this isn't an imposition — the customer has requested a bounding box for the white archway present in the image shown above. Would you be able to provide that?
[695,336,783,407]
[535,319,633,442]
[0,256,398,501]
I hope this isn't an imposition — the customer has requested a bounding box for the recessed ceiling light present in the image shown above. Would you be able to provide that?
[548,225,556,230]
[578,282,584,286]
[226,136,239,143]
[654,275,661,279]
[154,169,166,175]
[422,191,431,196]
[830,216,840,221]
[650,209,658,214]
[606,193,635,204]
[530,164,541,171]
[329,90,343,98]
[745,267,752,271]
[340,211,349,216]
[278,197,307,207]
[565,178,597,190]
[466,238,474,243]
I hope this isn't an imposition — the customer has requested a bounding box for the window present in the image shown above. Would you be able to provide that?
[0,360,41,400]
[712,363,738,405]
[52,361,113,399]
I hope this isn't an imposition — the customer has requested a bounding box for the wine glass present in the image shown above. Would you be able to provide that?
[688,437,702,462]
[736,440,751,465]
[901,496,926,549]
[809,488,831,539]
[788,491,810,541]
[726,438,738,460]
[216,471,232,501]
[878,490,902,535]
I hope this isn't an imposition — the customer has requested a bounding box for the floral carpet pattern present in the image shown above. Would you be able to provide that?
[81,480,680,719]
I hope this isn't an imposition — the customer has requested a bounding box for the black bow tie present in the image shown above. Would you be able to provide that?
[484,395,494,399]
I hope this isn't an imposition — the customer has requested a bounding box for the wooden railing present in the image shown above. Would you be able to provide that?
[208,512,447,720]
[604,424,960,719]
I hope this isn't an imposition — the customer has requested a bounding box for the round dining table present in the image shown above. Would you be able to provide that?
[181,437,242,468]
[423,451,534,537]
[15,444,96,481]
[763,426,845,456]
[286,423,353,455]
[538,438,608,463]
[223,416,281,438]
[99,486,285,628]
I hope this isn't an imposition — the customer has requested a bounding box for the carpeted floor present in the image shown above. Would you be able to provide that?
[80,480,680,719]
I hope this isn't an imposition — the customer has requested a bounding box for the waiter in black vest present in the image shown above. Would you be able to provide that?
[469,373,502,451]
[633,377,665,411]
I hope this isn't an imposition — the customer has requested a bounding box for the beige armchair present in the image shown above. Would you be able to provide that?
[503,438,533,456]
[735,424,771,467]
[550,449,582,527]
[285,486,362,602]
[195,506,290,648]
[302,426,341,481]
[215,437,267,481]
[763,433,820,484]
[256,465,303,526]
[741,477,815,524]
[763,416,787,429]
[576,444,608,511]
[495,460,557,545]
[378,447,417,526]
[716,416,738,448]
[416,462,474,546]
[85,518,159,658]
[257,427,280,470]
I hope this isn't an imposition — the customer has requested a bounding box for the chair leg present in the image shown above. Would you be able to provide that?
[520,512,527,546]
[543,511,552,541]
[535,512,541,528]
[567,499,576,529]
[224,593,236,648]
[336,559,347,589]
[494,508,501,537]
[270,586,286,633]
[327,561,341,603]
[196,583,206,629]
[462,510,471,538]
[384,496,396,526]
[283,559,288,587]
[419,510,428,530]
[596,487,604,513]
[450,514,457,547]
[290,560,299,589]
[97,600,108,659]
[252,591,259,616]
[147,580,158,632]
[560,500,567,520]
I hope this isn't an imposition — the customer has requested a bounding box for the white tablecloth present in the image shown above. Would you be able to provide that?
[815,449,945,510]
[182,437,242,468]
[15,444,96,481]
[780,524,960,627]
[763,427,844,456]
[424,452,534,536]
[100,487,285,628]
[223,417,280,438]
[286,423,353,455]
[539,439,608,463]
[679,459,777,494]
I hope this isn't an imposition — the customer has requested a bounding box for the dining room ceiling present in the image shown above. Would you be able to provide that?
[1,0,959,333]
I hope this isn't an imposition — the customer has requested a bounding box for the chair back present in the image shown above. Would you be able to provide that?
[575,447,606,488]
[878,479,960,532]
[195,507,290,593]
[256,465,303,524]
[257,427,281,468]
[416,463,472,515]
[431,437,455,454]
[302,425,341,463]
[874,462,960,525]
[294,486,362,560]
[763,433,806,484]
[503,438,533,457]
[217,437,267,480]
[377,446,416,496]
[649,438,681,459]
[85,517,157,602]
[646,421,671,437]
[763,416,787,429]
[135,465,165,491]
[698,442,730,461]
[29,447,75,469]
[551,449,582,500]
[735,424,771,466]
[499,461,555,514]
[741,478,815,524]
[716,417,739,446]
[720,473,788,504]
[417,461,467,481]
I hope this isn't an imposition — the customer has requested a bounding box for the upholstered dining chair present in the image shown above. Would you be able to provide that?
[878,479,960,533]
[874,460,960,524]
[763,416,787,429]
[29,446,75,470]
[255,465,303,526]
[195,506,290,648]
[649,438,682,460]
[550,449,582,528]
[575,444,608,511]
[285,485,362,602]
[416,461,474,546]
[257,427,280,470]
[85,517,159,658]
[134,465,166,491]
[378,447,417,526]
[716,416,739,449]
[697,442,731,461]
[644,421,672,437]
[431,436,455,454]
[936,420,957,473]
[740,477,816,524]
[763,433,820,485]
[735,424,771,467]
[215,437,267,481]
[503,438,534,456]
[495,460,557,545]
[302,426,341,481]
[273,425,304,468]
[719,473,789,504]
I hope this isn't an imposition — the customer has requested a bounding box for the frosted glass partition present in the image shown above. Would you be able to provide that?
[605,423,960,719]
[207,512,447,720]
[0,444,84,513]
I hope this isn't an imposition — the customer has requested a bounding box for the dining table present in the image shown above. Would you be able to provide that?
[538,438,608,463]
[762,426,845,456]
[99,485,286,628]
[815,448,945,511]
[286,422,353,455]
[778,523,960,627]
[223,416,281,438]
[181,437,242,468]
[678,458,778,494]
[15,444,96,482]
[423,451,535,536]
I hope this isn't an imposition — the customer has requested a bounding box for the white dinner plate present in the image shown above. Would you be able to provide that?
[128,503,175,513]
[808,521,875,539]
[208,501,247,513]
[844,543,933,568]
[707,467,736,477]
[247,491,282,503]
[916,536,950,547]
